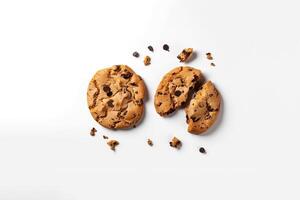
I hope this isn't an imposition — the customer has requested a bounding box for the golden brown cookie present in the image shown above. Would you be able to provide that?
[154,66,204,116]
[185,81,221,134]
[87,65,146,129]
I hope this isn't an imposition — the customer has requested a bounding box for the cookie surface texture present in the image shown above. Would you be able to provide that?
[154,66,204,116]
[185,81,221,134]
[87,65,146,129]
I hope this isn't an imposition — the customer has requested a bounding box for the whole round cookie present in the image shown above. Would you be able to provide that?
[185,81,221,134]
[154,66,204,116]
[87,65,146,129]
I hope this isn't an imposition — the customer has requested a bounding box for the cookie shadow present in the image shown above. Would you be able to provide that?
[200,94,224,137]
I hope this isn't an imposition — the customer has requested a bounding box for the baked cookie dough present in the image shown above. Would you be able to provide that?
[154,66,204,116]
[87,65,146,129]
[185,81,221,134]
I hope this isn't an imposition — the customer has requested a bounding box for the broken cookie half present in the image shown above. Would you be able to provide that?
[154,66,204,116]
[185,81,221,134]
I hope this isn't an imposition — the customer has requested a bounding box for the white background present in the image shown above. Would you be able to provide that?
[0,0,300,199]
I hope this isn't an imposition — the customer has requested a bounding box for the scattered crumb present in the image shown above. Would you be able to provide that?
[133,51,139,58]
[210,63,215,67]
[199,147,206,154]
[177,48,193,62]
[107,140,119,151]
[90,127,97,136]
[148,45,154,52]
[103,135,109,139]
[144,56,151,66]
[163,44,169,51]
[147,139,153,146]
[206,52,213,60]
[169,137,182,149]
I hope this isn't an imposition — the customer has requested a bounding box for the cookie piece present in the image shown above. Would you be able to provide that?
[169,137,182,149]
[177,48,193,62]
[154,66,204,116]
[144,56,151,66]
[87,65,146,129]
[107,140,119,151]
[185,81,221,134]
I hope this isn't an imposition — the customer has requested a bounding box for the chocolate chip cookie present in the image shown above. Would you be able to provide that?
[154,66,204,116]
[185,81,221,134]
[87,65,146,129]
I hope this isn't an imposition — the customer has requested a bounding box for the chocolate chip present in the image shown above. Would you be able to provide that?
[191,116,199,122]
[121,72,133,79]
[103,135,108,139]
[107,99,114,107]
[163,44,169,51]
[148,46,154,52]
[147,139,153,146]
[90,127,97,136]
[107,91,113,97]
[174,90,182,97]
[206,52,213,60]
[133,51,139,58]
[199,147,206,154]
[130,82,138,86]
[103,85,111,93]
[210,63,215,67]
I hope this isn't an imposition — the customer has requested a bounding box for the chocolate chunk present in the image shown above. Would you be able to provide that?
[107,91,113,97]
[103,135,109,139]
[174,90,182,97]
[121,72,133,79]
[90,127,97,136]
[199,147,206,154]
[103,85,110,93]
[148,46,154,52]
[163,44,169,51]
[147,139,153,146]
[191,116,199,122]
[210,63,215,67]
[107,99,114,107]
[133,51,139,58]
[130,82,138,86]
[206,52,213,60]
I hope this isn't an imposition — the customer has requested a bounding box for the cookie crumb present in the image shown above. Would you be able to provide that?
[206,52,213,60]
[90,127,97,136]
[163,44,169,51]
[144,56,151,66]
[103,135,109,139]
[210,63,215,67]
[107,140,119,151]
[199,147,206,154]
[133,51,139,58]
[169,137,182,149]
[148,46,154,52]
[147,139,153,146]
[177,48,193,62]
